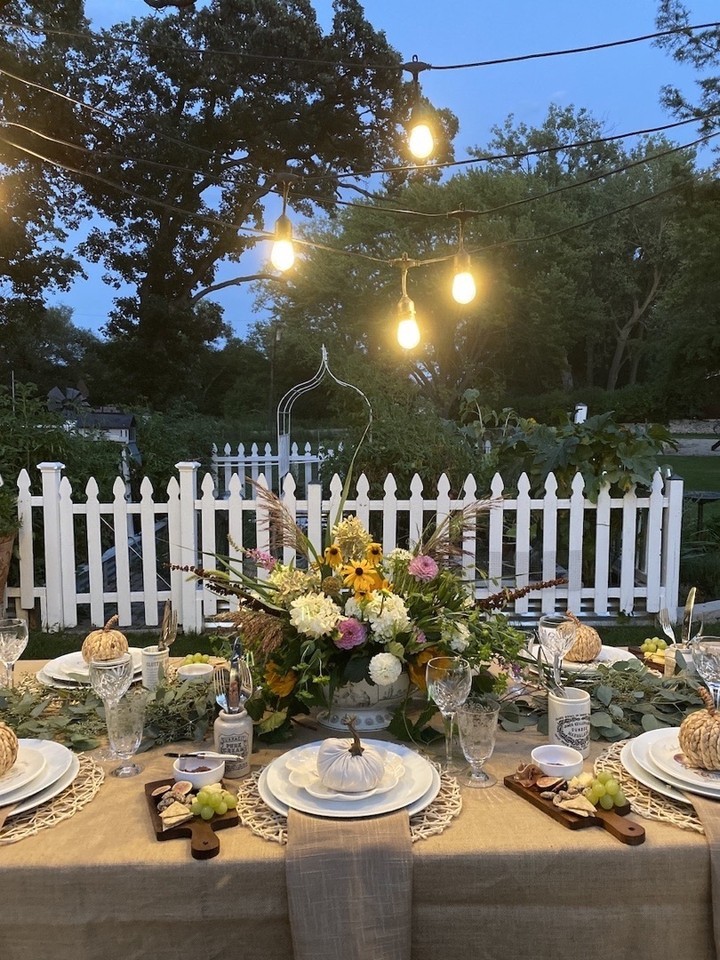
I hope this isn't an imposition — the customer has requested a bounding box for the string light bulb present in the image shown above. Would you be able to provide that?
[270,181,295,272]
[452,250,476,304]
[449,210,477,304]
[395,256,420,349]
[403,55,434,161]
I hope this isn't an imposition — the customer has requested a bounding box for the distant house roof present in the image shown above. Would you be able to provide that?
[73,412,136,432]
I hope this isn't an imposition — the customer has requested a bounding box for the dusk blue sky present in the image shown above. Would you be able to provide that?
[50,0,719,338]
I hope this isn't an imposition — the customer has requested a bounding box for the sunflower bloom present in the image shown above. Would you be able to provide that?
[324,544,344,568]
[407,647,443,692]
[265,662,298,698]
[365,542,383,566]
[342,562,383,594]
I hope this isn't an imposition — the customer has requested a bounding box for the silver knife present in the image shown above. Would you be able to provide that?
[164,751,240,760]
[681,587,696,646]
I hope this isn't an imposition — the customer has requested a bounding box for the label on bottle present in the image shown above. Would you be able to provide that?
[214,712,252,778]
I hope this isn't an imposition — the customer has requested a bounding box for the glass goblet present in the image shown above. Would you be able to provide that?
[89,653,134,761]
[692,637,720,709]
[105,689,146,778]
[426,656,473,773]
[537,615,577,692]
[456,697,501,788]
[0,618,29,689]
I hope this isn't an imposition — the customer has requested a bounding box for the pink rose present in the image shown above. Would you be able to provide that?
[335,618,367,650]
[408,555,439,581]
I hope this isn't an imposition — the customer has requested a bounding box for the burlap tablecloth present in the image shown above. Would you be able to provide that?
[0,662,715,960]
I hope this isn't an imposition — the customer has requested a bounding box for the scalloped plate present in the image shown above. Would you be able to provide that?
[287,748,404,801]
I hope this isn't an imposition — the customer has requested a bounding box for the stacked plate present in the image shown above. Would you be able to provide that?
[258,740,441,818]
[527,643,636,678]
[620,727,720,804]
[0,738,80,818]
[37,648,143,689]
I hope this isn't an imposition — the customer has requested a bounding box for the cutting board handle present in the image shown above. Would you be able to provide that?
[189,818,221,859]
[595,808,645,845]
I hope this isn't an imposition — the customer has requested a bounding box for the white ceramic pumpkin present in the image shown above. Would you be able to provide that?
[317,716,385,792]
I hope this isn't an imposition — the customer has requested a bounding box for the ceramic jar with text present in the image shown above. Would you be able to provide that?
[213,709,252,778]
[547,687,590,758]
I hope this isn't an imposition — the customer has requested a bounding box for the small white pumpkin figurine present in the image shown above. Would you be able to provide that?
[317,716,386,793]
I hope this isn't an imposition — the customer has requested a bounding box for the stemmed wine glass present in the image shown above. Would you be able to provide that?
[692,637,720,709]
[426,656,473,772]
[456,696,501,788]
[537,615,577,692]
[105,689,146,777]
[89,653,134,761]
[0,618,29,689]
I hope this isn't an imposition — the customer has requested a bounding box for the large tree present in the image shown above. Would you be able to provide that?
[255,105,698,416]
[34,0,451,405]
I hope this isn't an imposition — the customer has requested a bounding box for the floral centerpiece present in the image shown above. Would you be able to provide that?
[184,503,536,740]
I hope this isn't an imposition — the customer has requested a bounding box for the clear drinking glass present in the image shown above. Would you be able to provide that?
[105,689,146,777]
[0,618,29,689]
[89,653,134,761]
[426,656,473,772]
[456,697,501,788]
[537,614,577,691]
[692,637,720,709]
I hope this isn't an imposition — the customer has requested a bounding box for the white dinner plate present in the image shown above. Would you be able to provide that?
[9,752,81,818]
[44,648,143,683]
[259,761,441,820]
[527,644,636,675]
[620,740,689,804]
[264,740,435,818]
[648,729,720,793]
[287,746,405,801]
[631,728,720,801]
[0,739,74,807]
[0,745,47,800]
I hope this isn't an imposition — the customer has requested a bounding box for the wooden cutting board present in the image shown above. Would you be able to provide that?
[504,775,645,845]
[145,779,238,860]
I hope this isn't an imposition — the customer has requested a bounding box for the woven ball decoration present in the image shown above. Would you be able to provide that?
[0,720,19,777]
[81,615,129,664]
[679,686,720,771]
[563,611,602,663]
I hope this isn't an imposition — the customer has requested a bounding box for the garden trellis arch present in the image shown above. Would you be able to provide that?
[276,345,372,478]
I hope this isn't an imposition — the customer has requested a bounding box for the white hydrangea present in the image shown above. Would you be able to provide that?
[346,591,410,640]
[368,652,403,686]
[387,548,413,562]
[442,619,471,653]
[289,593,341,639]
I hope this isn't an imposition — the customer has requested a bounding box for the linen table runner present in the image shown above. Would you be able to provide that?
[285,808,413,960]
[687,795,720,957]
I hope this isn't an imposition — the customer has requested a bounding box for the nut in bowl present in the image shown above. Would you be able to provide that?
[531,744,584,780]
[172,756,225,789]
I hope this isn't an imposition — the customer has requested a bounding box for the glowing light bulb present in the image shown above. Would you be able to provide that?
[452,271,475,304]
[397,317,421,349]
[270,213,294,271]
[451,250,476,304]
[396,293,420,348]
[408,122,433,160]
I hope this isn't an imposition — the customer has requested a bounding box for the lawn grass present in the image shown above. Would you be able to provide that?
[663,455,720,492]
[25,621,659,659]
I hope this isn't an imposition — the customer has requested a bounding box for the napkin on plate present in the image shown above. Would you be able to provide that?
[285,807,413,960]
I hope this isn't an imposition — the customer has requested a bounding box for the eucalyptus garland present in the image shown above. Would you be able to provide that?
[0,677,216,752]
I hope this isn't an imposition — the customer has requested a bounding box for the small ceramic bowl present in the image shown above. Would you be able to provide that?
[531,744,584,780]
[172,756,225,789]
[176,662,214,683]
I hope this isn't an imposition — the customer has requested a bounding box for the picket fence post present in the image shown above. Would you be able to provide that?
[38,462,66,631]
[175,461,201,632]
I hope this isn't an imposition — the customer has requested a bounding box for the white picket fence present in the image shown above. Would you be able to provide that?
[3,462,684,632]
[210,441,323,497]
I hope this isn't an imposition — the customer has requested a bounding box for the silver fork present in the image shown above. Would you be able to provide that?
[658,608,676,645]
[213,665,228,711]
